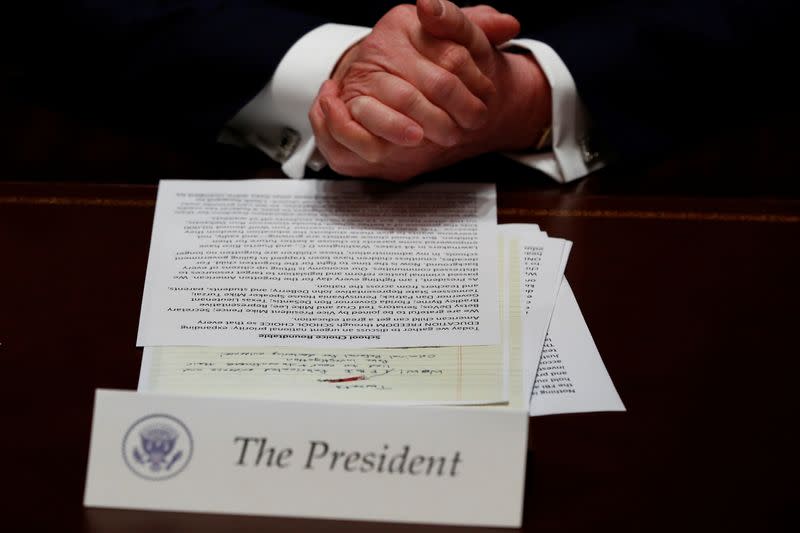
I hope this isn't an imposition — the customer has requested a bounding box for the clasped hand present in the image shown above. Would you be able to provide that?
[309,0,550,181]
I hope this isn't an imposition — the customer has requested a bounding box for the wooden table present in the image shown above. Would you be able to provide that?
[2,104,799,531]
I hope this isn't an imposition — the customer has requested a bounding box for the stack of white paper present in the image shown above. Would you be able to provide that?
[136,179,623,416]
[501,224,625,416]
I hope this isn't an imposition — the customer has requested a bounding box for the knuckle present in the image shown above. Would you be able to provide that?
[348,96,368,119]
[358,35,384,56]
[428,71,458,101]
[347,61,380,81]
[397,85,423,114]
[425,108,459,145]
[445,127,464,146]
[464,100,488,129]
[478,74,496,96]
[439,45,470,73]
[340,63,383,100]
[381,5,415,29]
[391,4,416,19]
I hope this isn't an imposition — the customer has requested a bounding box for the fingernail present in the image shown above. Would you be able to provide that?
[404,125,424,144]
[432,0,444,17]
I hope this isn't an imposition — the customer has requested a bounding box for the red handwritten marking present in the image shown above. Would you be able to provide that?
[321,375,365,383]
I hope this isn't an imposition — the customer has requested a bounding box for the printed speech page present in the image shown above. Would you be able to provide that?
[137,180,499,348]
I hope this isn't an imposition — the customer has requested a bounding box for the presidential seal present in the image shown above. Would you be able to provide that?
[122,414,193,480]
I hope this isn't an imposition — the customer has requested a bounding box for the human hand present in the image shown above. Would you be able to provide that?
[327,0,520,148]
[312,0,516,148]
[310,0,551,180]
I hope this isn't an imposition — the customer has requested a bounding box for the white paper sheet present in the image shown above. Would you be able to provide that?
[529,280,625,416]
[502,234,525,409]
[137,180,499,348]
[499,225,570,408]
[518,235,570,407]
[136,237,517,406]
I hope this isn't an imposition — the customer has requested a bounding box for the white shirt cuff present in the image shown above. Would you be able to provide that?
[501,39,603,183]
[219,23,371,179]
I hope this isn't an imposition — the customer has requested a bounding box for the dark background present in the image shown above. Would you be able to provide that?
[3,1,798,196]
[1,2,799,532]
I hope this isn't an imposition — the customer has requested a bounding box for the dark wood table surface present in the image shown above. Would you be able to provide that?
[2,102,799,532]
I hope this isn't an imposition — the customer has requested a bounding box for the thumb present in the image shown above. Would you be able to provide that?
[463,6,521,45]
[417,0,520,47]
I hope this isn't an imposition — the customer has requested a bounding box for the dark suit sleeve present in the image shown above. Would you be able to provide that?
[16,1,325,143]
[524,0,798,163]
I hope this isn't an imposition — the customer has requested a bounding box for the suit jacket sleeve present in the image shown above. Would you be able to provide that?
[17,1,326,143]
[522,0,797,163]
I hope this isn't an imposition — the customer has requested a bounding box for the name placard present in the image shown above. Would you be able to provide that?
[84,390,528,527]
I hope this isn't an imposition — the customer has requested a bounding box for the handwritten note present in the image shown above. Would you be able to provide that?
[138,235,522,406]
[139,344,506,405]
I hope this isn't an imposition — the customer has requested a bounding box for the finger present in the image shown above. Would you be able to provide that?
[319,90,390,164]
[316,80,389,163]
[399,55,488,130]
[309,95,372,177]
[462,6,521,45]
[410,33,495,100]
[338,48,488,131]
[347,95,424,146]
[355,72,460,147]
[312,98,409,182]
[417,0,493,67]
